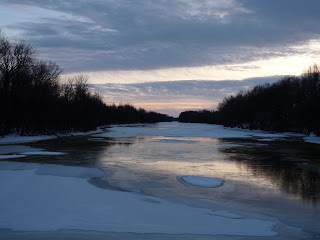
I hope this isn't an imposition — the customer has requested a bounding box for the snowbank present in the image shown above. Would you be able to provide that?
[0,162,279,236]
[181,176,224,188]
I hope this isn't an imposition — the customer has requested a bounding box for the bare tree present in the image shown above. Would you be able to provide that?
[0,31,35,93]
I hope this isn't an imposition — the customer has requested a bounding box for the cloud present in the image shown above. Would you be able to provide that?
[1,0,320,72]
[92,76,280,116]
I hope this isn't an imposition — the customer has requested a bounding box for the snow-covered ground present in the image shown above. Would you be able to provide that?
[0,161,308,238]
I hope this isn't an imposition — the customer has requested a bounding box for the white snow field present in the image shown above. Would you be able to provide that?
[0,161,282,237]
[181,176,224,188]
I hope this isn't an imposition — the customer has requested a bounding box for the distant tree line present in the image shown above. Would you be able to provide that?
[0,31,173,136]
[179,65,320,135]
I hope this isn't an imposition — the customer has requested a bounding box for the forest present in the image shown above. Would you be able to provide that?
[179,65,320,135]
[0,32,173,136]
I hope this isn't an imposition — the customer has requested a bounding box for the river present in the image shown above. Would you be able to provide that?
[1,122,320,239]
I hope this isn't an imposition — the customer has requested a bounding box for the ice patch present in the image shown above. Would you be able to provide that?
[181,176,224,188]
[21,151,66,155]
[151,138,198,143]
[217,144,242,147]
[93,122,304,140]
[0,134,56,144]
[0,161,37,170]
[211,210,243,219]
[257,138,279,142]
[0,145,42,154]
[0,154,26,159]
[35,164,105,178]
[304,133,320,144]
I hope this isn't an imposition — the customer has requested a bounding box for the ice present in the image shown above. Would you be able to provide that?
[0,134,56,144]
[0,145,42,154]
[0,161,37,170]
[304,133,320,144]
[181,176,224,188]
[257,138,279,142]
[151,138,198,143]
[93,122,304,140]
[21,151,66,155]
[217,144,243,147]
[35,164,105,178]
[211,210,243,219]
[0,154,26,159]
[0,162,279,236]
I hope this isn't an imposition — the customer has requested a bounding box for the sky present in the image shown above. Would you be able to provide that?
[1,0,320,116]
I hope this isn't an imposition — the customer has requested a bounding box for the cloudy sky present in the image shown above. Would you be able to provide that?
[1,0,320,116]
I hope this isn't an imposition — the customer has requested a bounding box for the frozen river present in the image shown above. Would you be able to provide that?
[0,122,319,239]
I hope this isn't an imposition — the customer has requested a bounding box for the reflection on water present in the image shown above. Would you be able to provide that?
[217,138,320,207]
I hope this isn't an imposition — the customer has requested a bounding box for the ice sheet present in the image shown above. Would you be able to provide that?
[35,164,105,178]
[0,162,280,236]
[93,122,304,140]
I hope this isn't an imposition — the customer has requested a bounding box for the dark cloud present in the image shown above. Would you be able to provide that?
[2,0,320,72]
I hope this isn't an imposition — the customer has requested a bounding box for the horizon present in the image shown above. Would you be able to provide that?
[1,1,320,115]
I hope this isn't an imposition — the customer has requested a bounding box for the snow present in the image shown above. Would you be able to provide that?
[0,154,26,159]
[21,151,66,155]
[303,133,320,144]
[181,176,224,188]
[0,162,279,236]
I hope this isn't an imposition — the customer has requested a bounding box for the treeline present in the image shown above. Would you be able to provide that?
[0,32,173,136]
[179,65,320,135]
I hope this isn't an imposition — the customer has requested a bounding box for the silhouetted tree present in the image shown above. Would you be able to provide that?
[179,65,320,135]
[0,31,174,136]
